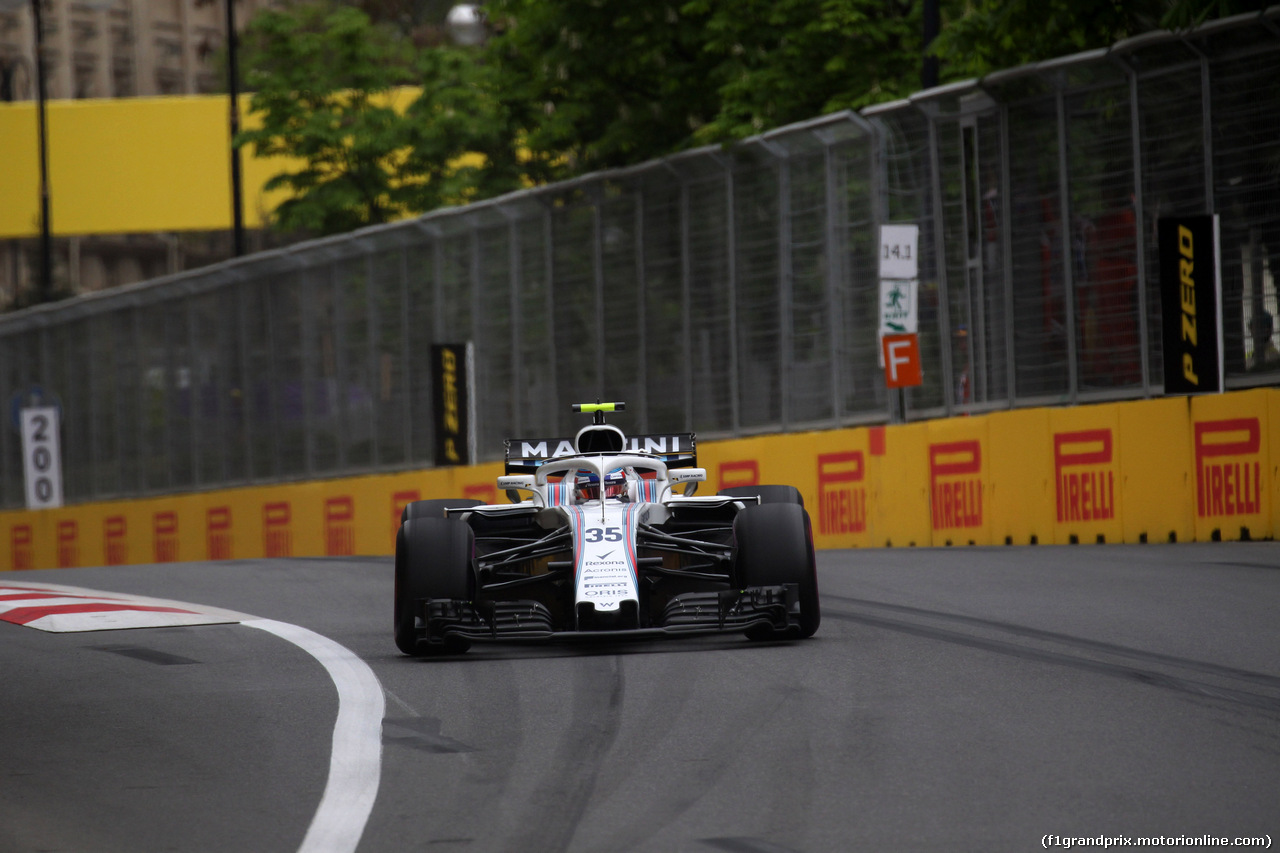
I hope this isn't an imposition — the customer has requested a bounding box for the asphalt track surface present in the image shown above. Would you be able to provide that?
[2,543,1278,853]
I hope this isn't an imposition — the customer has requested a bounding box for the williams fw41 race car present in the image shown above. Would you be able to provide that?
[394,402,820,655]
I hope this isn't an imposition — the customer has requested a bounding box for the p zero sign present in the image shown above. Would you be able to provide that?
[20,407,64,510]
[431,343,475,466]
[1159,215,1222,394]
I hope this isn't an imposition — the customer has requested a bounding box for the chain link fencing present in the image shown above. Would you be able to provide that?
[2,9,1277,509]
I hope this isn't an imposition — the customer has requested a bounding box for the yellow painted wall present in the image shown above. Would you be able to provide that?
[2,391,1277,571]
[0,89,417,238]
[986,408,1054,546]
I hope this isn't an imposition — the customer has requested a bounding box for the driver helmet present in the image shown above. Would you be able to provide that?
[574,470,600,502]
[603,467,629,500]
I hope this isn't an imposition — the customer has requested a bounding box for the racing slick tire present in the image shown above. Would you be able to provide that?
[732,502,820,639]
[400,498,483,525]
[394,517,475,656]
[718,485,805,508]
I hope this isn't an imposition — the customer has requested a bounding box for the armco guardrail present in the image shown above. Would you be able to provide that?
[2,10,1279,511]
[2,390,1273,571]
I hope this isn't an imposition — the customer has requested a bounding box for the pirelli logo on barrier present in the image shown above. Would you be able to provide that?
[1054,429,1117,523]
[392,490,420,542]
[1195,418,1263,519]
[207,507,232,560]
[104,516,128,566]
[263,502,292,558]
[57,520,78,568]
[432,343,474,467]
[325,496,355,557]
[718,460,760,490]
[463,483,497,504]
[153,511,179,563]
[818,452,867,535]
[10,525,33,571]
[1160,215,1222,394]
[930,441,983,531]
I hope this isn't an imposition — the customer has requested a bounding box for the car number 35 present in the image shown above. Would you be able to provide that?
[584,527,623,543]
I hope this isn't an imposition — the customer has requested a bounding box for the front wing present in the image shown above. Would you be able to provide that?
[411,584,805,646]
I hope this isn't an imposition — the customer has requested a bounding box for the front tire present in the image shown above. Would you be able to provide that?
[394,517,475,655]
[732,503,820,639]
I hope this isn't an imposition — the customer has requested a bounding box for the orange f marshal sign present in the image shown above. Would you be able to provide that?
[882,334,923,389]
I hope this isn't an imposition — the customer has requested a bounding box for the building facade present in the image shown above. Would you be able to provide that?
[0,0,279,306]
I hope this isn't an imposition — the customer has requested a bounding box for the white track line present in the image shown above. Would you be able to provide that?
[244,619,385,853]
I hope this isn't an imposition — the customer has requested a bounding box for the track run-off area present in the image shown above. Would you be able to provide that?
[2,543,1277,852]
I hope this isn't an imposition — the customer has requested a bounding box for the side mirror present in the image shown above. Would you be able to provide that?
[498,474,537,503]
[669,467,706,497]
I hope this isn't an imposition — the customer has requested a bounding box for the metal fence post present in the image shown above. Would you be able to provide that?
[999,101,1017,406]
[679,176,694,432]
[1056,86,1079,402]
[722,154,741,434]
[634,188,649,432]
[592,197,605,395]
[1121,58,1152,395]
[926,109,955,415]
[769,142,793,431]
[507,209,523,437]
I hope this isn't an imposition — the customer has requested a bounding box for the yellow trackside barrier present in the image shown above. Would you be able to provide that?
[1189,389,1273,543]
[1048,404,1125,546]
[1,391,1277,571]
[986,408,1054,546]
[867,422,932,549]
[1272,392,1280,538]
[1117,397,1195,545]
[923,416,991,547]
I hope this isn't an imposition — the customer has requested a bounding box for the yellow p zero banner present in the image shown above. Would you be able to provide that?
[1,392,1276,572]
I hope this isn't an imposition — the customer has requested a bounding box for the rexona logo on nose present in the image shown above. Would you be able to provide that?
[930,441,983,530]
[1054,429,1117,523]
[1194,418,1263,519]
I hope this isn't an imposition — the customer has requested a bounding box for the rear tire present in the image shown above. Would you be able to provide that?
[733,503,820,639]
[718,485,804,508]
[394,517,475,656]
[400,498,482,525]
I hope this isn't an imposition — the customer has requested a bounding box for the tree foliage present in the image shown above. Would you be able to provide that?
[237,4,417,234]
[236,1,524,235]
[482,0,929,177]
[931,0,1272,78]
[237,0,1263,234]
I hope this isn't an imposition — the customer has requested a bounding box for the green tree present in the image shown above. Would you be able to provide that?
[237,1,525,235]
[237,4,418,234]
[482,0,931,178]
[930,0,1271,78]
[236,0,1261,233]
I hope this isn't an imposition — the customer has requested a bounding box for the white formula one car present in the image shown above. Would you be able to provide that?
[394,402,820,655]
